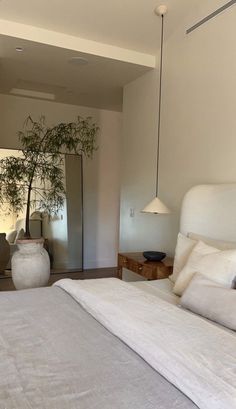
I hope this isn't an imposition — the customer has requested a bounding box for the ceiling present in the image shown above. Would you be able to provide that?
[0,35,151,111]
[0,0,228,111]
[0,0,226,53]
[0,0,164,54]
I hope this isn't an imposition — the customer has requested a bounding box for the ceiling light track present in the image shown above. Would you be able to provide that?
[186,0,236,34]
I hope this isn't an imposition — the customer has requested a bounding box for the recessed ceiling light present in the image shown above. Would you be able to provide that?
[68,57,88,66]
[15,47,23,52]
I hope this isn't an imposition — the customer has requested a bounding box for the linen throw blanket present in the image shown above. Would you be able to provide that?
[55,278,236,409]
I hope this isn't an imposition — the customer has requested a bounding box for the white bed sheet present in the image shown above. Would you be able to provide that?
[130,278,179,305]
[133,278,235,335]
[56,277,236,409]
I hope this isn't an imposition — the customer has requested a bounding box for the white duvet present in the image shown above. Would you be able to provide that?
[55,278,236,409]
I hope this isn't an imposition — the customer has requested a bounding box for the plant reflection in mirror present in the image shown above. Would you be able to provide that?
[0,116,98,238]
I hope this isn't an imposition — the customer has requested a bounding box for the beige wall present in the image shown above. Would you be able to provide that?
[0,93,122,268]
[120,69,176,255]
[83,109,121,268]
[120,2,236,255]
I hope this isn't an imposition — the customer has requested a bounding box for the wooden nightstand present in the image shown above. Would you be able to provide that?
[118,252,173,280]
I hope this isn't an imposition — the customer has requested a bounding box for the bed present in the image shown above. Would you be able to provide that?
[1,184,236,409]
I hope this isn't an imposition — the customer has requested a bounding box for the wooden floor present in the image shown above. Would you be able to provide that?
[0,267,118,291]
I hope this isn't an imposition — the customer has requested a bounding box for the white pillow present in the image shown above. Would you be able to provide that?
[188,232,236,251]
[6,230,17,244]
[169,233,197,283]
[173,241,236,296]
[180,273,236,331]
[170,232,236,284]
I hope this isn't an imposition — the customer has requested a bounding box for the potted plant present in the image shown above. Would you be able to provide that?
[0,116,98,289]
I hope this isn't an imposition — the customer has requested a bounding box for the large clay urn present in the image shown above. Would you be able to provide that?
[12,238,50,290]
[0,233,10,273]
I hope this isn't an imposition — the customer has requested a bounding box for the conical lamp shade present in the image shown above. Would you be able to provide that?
[142,196,170,214]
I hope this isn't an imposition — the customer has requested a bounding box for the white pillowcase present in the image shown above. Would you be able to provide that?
[170,232,236,284]
[169,233,197,283]
[180,273,236,331]
[173,241,236,296]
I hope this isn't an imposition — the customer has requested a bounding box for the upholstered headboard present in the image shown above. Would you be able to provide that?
[180,184,236,242]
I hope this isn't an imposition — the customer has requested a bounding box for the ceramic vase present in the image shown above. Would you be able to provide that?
[12,238,50,290]
[0,233,10,274]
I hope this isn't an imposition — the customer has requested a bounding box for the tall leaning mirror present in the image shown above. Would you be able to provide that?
[0,147,83,272]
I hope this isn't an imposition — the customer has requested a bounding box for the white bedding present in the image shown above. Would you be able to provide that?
[0,285,197,409]
[130,278,179,305]
[55,277,236,409]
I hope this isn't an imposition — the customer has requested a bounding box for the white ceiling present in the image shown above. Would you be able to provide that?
[0,35,151,111]
[0,0,164,54]
[0,0,223,53]
[0,0,228,110]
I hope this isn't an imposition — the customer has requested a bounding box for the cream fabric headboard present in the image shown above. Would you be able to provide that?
[180,184,236,242]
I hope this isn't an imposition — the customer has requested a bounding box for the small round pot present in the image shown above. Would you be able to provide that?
[0,233,10,273]
[12,238,50,290]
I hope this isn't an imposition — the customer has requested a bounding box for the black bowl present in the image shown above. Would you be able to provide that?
[143,251,166,262]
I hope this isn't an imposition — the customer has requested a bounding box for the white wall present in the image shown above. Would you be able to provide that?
[0,93,122,268]
[120,69,174,254]
[120,1,236,255]
[83,109,121,268]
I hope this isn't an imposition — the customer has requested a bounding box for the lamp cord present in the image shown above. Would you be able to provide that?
[156,14,164,197]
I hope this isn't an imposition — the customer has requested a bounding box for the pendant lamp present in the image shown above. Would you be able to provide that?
[142,5,170,214]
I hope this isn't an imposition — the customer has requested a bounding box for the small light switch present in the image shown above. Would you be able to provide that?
[130,208,135,218]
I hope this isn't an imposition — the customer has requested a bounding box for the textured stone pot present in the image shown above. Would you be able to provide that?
[0,233,10,273]
[12,238,50,290]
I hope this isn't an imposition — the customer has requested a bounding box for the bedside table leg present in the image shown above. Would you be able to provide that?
[117,266,122,280]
